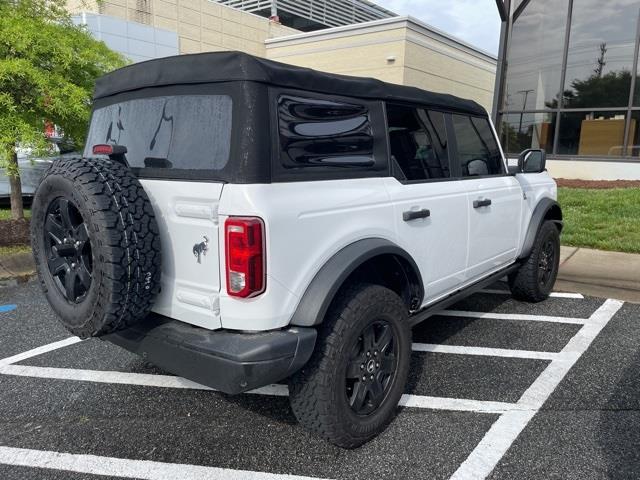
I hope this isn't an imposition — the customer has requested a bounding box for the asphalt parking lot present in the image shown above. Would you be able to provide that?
[0,280,639,480]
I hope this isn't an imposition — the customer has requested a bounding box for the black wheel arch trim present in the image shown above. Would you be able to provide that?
[289,238,424,327]
[519,197,563,260]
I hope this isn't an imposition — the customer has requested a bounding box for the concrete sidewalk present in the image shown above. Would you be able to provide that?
[1,246,639,303]
[556,246,640,303]
[0,251,35,287]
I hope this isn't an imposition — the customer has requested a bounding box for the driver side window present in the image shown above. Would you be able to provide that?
[451,114,503,177]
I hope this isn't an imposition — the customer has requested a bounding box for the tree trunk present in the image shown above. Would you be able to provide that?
[8,151,24,220]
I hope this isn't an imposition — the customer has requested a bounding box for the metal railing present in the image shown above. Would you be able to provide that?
[214,0,396,28]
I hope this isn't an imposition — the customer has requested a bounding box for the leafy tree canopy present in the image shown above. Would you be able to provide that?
[0,0,127,176]
[546,70,634,109]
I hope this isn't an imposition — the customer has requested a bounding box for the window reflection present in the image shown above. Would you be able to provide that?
[504,0,569,111]
[625,111,640,156]
[561,0,638,108]
[501,112,555,154]
[557,111,628,156]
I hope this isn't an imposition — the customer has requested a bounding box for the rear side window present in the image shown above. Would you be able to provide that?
[451,115,503,177]
[386,104,450,181]
[85,95,232,172]
[278,94,375,169]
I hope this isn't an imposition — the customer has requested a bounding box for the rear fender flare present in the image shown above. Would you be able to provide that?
[289,238,423,327]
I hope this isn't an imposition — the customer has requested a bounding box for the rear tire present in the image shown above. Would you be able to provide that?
[288,283,411,448]
[31,157,161,338]
[509,220,560,302]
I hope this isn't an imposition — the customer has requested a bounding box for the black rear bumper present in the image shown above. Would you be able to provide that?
[103,314,317,394]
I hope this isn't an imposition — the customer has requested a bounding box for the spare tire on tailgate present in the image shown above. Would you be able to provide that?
[31,157,161,338]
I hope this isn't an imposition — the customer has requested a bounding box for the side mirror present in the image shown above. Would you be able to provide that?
[517,148,546,174]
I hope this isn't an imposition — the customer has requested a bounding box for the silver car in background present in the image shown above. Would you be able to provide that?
[0,138,78,205]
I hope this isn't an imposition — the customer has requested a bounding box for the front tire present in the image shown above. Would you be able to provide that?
[288,283,411,448]
[509,220,560,302]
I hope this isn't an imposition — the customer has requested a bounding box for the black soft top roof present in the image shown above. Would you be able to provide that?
[94,51,486,116]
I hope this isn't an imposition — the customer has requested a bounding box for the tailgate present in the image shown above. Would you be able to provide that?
[140,179,224,330]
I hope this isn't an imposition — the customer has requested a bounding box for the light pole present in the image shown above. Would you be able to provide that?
[517,89,533,133]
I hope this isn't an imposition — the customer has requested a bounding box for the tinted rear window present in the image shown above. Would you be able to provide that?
[85,95,232,172]
[278,94,375,169]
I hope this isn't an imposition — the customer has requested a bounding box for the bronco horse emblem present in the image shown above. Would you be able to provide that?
[193,236,209,264]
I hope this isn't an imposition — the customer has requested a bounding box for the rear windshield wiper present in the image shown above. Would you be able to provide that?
[144,157,173,169]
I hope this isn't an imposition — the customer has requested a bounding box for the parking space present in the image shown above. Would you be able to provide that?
[0,280,637,480]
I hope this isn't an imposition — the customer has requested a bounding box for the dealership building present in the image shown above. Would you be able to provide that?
[66,0,497,111]
[494,0,640,179]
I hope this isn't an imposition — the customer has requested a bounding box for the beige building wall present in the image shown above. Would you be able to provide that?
[265,17,497,111]
[67,3,495,110]
[67,0,298,57]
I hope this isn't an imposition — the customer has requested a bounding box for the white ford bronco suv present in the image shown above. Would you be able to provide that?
[31,52,562,448]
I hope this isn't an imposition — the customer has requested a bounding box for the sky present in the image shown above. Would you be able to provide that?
[374,0,502,55]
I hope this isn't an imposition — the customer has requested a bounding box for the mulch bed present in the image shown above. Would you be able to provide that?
[555,178,640,189]
[0,218,30,246]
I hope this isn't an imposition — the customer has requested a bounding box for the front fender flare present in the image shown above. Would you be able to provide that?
[289,238,423,327]
[519,198,563,259]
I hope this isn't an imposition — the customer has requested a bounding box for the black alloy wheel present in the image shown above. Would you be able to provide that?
[538,237,556,288]
[346,320,398,416]
[44,197,93,303]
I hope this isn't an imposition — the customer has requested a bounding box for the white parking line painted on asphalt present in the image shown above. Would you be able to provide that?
[438,310,586,325]
[478,289,585,299]
[412,343,562,361]
[398,395,519,414]
[449,298,624,480]
[479,289,586,299]
[0,337,82,367]
[0,446,330,480]
[0,364,519,413]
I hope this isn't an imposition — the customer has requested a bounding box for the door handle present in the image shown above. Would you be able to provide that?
[403,209,431,221]
[473,198,492,208]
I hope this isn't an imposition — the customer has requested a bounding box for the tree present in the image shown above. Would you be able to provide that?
[0,0,126,220]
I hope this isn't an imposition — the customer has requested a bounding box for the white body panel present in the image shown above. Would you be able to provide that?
[383,177,469,303]
[465,176,523,280]
[217,178,396,331]
[513,172,558,257]
[140,179,224,330]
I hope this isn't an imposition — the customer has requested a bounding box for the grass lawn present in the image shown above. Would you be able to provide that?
[558,187,640,254]
[0,207,31,221]
[0,244,31,256]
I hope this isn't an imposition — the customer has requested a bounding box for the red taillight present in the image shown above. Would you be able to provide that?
[225,217,265,298]
[92,144,114,155]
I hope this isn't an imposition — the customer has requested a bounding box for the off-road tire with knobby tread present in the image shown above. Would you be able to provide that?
[508,220,560,302]
[31,157,161,338]
[288,283,411,449]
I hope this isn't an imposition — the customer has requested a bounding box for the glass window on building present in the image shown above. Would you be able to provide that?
[557,111,628,156]
[504,0,570,111]
[626,111,640,156]
[562,0,638,109]
[501,112,556,154]
[499,0,640,160]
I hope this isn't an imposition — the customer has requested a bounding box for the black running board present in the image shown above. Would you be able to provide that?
[408,263,520,327]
